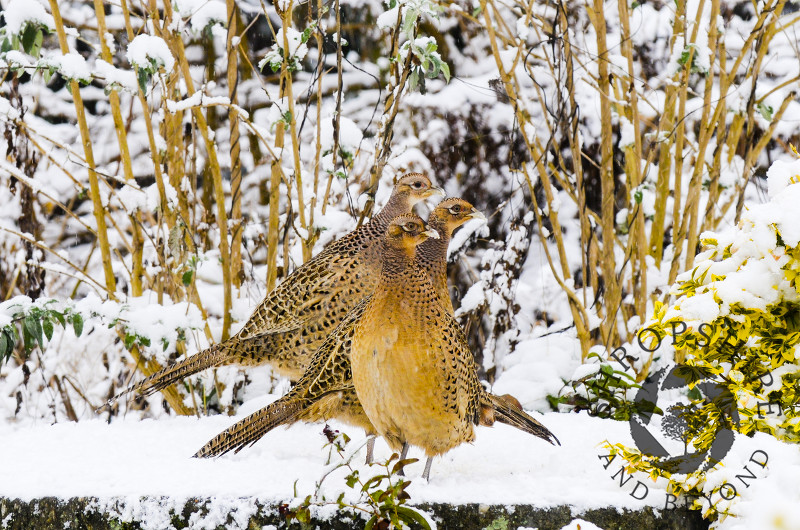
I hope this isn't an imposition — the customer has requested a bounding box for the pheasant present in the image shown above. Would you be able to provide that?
[105,174,444,407]
[349,212,558,479]
[194,214,558,480]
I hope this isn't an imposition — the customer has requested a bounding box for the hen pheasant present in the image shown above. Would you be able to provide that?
[106,174,443,406]
[349,213,558,479]
[195,215,558,479]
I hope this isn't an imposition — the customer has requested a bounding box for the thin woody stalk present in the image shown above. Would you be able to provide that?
[156,7,234,340]
[280,1,311,263]
[359,6,415,225]
[587,0,621,348]
[47,0,117,298]
[227,0,243,285]
[91,0,142,297]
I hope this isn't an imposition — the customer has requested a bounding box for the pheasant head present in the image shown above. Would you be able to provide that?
[429,198,485,236]
[384,214,439,265]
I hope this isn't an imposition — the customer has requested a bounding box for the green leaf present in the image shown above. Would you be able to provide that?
[345,470,359,488]
[42,318,54,341]
[396,506,432,530]
[21,24,37,55]
[1,38,11,54]
[391,457,419,475]
[124,333,136,350]
[182,270,193,286]
[0,332,8,362]
[72,313,84,337]
[757,102,774,121]
[24,314,43,349]
[30,29,43,58]
[53,311,66,327]
[440,61,450,82]
[364,515,377,530]
[137,68,149,93]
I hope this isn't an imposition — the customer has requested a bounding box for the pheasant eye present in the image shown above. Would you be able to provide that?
[450,205,462,213]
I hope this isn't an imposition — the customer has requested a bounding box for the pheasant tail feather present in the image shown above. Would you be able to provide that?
[482,393,560,446]
[194,398,304,458]
[104,342,228,408]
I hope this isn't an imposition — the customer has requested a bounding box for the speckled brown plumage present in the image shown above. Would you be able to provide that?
[193,298,372,457]
[107,174,443,405]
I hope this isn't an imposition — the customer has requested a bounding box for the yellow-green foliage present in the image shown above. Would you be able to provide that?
[612,159,800,518]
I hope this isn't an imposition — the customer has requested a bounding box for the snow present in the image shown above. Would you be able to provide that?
[377,6,399,29]
[3,50,30,68]
[319,114,363,152]
[126,34,175,72]
[94,59,138,92]
[1,0,55,35]
[274,27,308,61]
[1,0,800,528]
[765,158,800,198]
[1,404,797,529]
[56,52,92,83]
[174,0,227,31]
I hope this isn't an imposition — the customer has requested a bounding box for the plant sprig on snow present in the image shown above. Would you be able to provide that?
[126,34,175,92]
[258,27,311,73]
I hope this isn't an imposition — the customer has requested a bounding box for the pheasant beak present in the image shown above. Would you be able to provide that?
[424,186,446,199]
[468,209,487,222]
[422,228,441,239]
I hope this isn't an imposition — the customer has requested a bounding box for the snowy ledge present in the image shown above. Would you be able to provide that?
[0,497,707,530]
[2,404,796,530]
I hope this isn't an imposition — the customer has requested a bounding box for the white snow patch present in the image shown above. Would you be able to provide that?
[126,34,175,72]
[2,0,55,35]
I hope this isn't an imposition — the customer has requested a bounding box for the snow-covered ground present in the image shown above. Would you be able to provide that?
[2,393,798,529]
